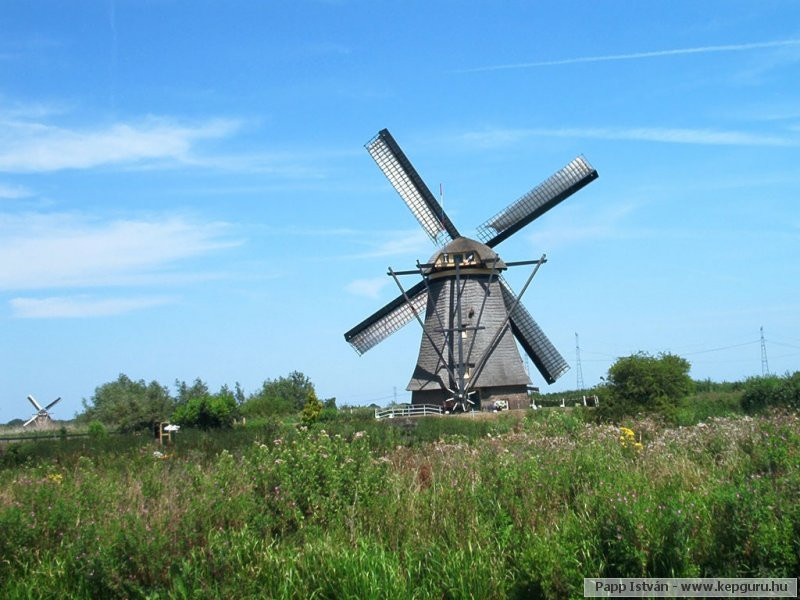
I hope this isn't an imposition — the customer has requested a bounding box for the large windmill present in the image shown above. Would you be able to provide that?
[23,394,61,427]
[345,129,597,411]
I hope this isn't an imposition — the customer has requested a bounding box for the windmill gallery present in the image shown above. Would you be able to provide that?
[345,129,598,413]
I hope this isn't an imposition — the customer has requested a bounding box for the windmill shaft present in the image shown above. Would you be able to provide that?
[455,262,466,397]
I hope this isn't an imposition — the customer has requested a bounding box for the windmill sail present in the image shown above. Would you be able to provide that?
[499,278,570,384]
[366,129,460,244]
[345,281,428,355]
[477,156,598,247]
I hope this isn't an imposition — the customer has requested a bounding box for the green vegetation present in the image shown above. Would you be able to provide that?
[74,371,321,432]
[172,391,238,429]
[595,352,693,422]
[741,372,800,413]
[80,374,173,432]
[1,404,799,598]
[3,360,800,597]
[300,389,323,425]
[240,371,316,418]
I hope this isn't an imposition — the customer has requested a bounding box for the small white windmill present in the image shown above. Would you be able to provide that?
[23,395,61,428]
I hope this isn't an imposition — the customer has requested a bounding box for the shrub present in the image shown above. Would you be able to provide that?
[87,420,108,440]
[300,390,323,425]
[172,391,238,429]
[596,352,693,422]
[741,372,800,413]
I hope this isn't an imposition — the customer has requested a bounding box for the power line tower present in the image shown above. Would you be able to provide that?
[760,326,770,376]
[575,332,585,390]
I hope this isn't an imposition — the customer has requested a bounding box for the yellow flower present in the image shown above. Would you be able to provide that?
[47,473,63,484]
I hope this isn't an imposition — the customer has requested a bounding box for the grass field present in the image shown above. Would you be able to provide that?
[1,405,798,599]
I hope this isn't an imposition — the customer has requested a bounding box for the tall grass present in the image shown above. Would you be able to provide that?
[1,409,798,598]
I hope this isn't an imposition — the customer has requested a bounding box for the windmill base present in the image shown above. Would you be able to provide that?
[411,386,530,411]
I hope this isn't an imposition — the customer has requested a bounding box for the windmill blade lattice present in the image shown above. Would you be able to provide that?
[366,129,460,245]
[345,281,428,355]
[499,278,570,384]
[477,156,597,248]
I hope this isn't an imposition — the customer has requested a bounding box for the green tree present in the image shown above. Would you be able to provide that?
[172,390,238,429]
[80,374,173,432]
[241,371,315,417]
[174,378,210,407]
[300,389,323,425]
[598,352,693,421]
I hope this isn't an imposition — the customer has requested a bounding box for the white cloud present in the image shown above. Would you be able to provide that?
[10,295,174,318]
[0,183,32,198]
[460,126,796,148]
[345,228,432,259]
[459,38,800,72]
[0,118,239,172]
[525,201,642,250]
[0,212,241,290]
[345,276,390,299]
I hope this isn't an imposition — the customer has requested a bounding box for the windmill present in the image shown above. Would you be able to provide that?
[344,129,598,411]
[23,395,61,427]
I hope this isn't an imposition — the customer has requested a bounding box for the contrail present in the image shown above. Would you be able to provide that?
[458,39,800,73]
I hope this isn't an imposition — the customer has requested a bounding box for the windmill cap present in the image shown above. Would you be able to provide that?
[426,236,506,274]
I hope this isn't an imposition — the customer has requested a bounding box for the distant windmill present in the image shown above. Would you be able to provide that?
[23,395,61,428]
[345,129,598,412]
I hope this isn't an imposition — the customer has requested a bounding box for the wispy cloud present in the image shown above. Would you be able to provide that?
[345,277,390,299]
[10,295,175,318]
[0,183,32,199]
[0,212,241,290]
[525,200,643,250]
[459,38,800,73]
[0,117,239,172]
[344,229,432,260]
[460,126,797,148]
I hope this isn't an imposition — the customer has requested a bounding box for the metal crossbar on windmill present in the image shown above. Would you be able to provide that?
[23,394,62,427]
[344,129,598,412]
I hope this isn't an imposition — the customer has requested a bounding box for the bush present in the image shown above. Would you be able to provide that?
[596,352,693,422]
[300,390,323,426]
[241,371,315,418]
[172,391,238,429]
[87,420,108,440]
[741,372,800,413]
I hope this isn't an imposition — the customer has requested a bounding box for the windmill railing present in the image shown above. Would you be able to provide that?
[375,404,443,420]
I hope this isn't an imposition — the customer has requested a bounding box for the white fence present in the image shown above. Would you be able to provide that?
[374,404,443,420]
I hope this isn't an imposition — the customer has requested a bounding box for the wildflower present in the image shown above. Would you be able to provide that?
[353,431,366,440]
[273,438,283,446]
[47,473,63,485]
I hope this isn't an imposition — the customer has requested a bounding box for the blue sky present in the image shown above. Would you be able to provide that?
[1,1,799,422]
